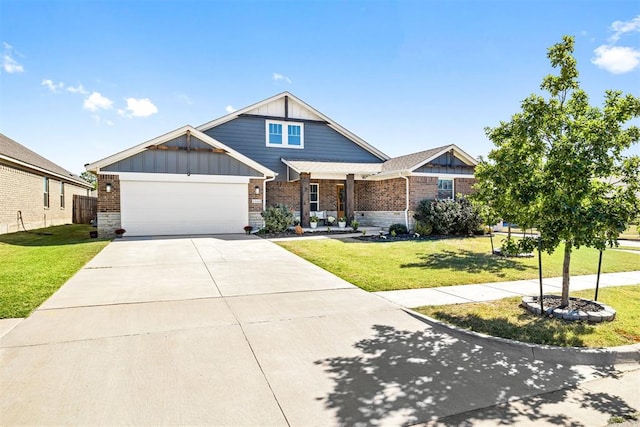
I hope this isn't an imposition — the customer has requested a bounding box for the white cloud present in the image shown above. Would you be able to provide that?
[42,79,64,93]
[272,72,292,84]
[2,42,24,74]
[83,92,113,111]
[67,84,88,95]
[177,93,193,105]
[609,15,640,42]
[592,45,640,74]
[123,97,158,117]
[225,105,236,113]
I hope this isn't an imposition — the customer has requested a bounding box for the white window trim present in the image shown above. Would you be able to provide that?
[265,120,304,149]
[437,178,455,200]
[310,183,319,211]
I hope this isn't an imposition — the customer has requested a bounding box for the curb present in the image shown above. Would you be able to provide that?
[405,309,640,366]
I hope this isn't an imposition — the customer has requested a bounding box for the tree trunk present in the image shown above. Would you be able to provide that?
[561,242,572,307]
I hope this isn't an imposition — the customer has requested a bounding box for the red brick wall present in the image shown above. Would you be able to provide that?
[97,174,120,213]
[248,179,263,213]
[454,177,476,196]
[356,178,407,211]
[266,181,299,209]
[408,176,438,209]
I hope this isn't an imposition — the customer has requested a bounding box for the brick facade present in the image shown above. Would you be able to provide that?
[356,178,407,211]
[1,163,90,234]
[454,177,476,196]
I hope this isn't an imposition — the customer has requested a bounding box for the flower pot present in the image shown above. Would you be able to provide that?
[310,222,318,229]
[338,221,346,228]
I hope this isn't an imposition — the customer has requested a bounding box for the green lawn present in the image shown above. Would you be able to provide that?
[417,285,640,348]
[0,225,109,319]
[620,224,639,241]
[277,236,640,292]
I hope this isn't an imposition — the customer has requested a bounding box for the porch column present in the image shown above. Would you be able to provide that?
[300,172,311,227]
[346,173,355,223]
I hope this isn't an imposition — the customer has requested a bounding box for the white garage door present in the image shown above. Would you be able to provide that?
[120,174,249,236]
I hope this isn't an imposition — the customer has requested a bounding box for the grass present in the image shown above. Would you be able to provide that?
[0,225,110,319]
[416,285,640,348]
[277,236,640,292]
[619,224,639,241]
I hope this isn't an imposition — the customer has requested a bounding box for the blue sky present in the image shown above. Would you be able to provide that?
[1,0,639,174]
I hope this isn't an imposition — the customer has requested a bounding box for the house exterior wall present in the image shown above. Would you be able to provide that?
[0,162,89,234]
[101,135,263,177]
[355,178,407,211]
[454,177,476,196]
[205,116,384,181]
[97,174,121,236]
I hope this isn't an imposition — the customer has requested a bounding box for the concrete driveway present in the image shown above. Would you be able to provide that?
[1,236,637,426]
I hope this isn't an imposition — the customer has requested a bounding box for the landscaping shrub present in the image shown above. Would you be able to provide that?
[413,196,482,235]
[261,204,294,233]
[389,223,408,235]
[414,221,433,236]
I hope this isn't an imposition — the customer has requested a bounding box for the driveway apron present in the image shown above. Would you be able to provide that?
[1,235,636,426]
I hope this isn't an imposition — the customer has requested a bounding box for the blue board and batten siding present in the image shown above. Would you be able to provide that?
[101,135,263,177]
[205,116,384,181]
[415,153,474,175]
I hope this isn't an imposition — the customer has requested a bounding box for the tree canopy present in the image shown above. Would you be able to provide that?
[472,36,640,306]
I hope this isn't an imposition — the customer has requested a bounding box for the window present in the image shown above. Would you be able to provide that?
[266,120,304,148]
[268,123,282,144]
[60,182,65,208]
[43,177,50,208]
[437,179,453,199]
[310,183,319,211]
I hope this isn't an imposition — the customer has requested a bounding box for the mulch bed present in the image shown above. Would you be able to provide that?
[530,295,604,312]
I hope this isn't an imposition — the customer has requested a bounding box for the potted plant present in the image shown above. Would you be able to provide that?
[350,220,359,231]
[243,225,253,235]
[327,216,336,226]
[338,217,347,228]
[114,228,126,238]
[310,215,318,229]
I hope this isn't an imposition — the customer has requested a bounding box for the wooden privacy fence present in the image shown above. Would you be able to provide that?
[73,195,97,224]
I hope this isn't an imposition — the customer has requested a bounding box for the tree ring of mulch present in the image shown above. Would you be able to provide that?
[521,295,616,323]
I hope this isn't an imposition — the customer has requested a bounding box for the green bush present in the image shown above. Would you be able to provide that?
[414,221,433,236]
[413,196,482,235]
[261,204,294,233]
[389,223,408,235]
[350,220,359,231]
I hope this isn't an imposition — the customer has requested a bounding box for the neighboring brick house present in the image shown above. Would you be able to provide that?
[0,133,93,234]
[86,92,477,237]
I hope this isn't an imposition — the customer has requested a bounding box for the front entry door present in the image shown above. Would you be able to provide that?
[336,185,345,220]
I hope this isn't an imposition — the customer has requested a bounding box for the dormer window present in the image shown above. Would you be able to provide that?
[266,120,304,148]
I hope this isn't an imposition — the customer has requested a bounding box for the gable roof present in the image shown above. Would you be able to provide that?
[0,133,92,188]
[85,125,277,177]
[380,144,477,175]
[282,144,477,180]
[196,92,389,161]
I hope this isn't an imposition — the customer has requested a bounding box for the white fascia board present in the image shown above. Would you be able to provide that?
[85,125,277,178]
[411,172,476,179]
[196,92,291,132]
[115,172,252,184]
[196,91,390,161]
[85,125,194,172]
[1,154,93,189]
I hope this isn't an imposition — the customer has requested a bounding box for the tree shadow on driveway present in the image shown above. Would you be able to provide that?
[401,249,534,277]
[315,323,635,426]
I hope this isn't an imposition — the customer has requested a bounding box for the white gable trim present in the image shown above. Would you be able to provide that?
[85,125,276,177]
[408,144,478,172]
[196,92,389,161]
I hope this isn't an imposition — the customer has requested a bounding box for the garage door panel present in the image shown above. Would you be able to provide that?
[120,179,248,236]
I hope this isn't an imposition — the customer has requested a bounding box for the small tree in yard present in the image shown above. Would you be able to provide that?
[474,36,640,307]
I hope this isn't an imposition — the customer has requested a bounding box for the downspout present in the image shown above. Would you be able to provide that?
[401,174,409,230]
[263,176,276,211]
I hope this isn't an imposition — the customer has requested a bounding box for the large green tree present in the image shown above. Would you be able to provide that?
[474,36,640,307]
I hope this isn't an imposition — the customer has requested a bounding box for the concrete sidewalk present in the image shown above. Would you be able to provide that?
[376,271,640,308]
[1,235,639,426]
